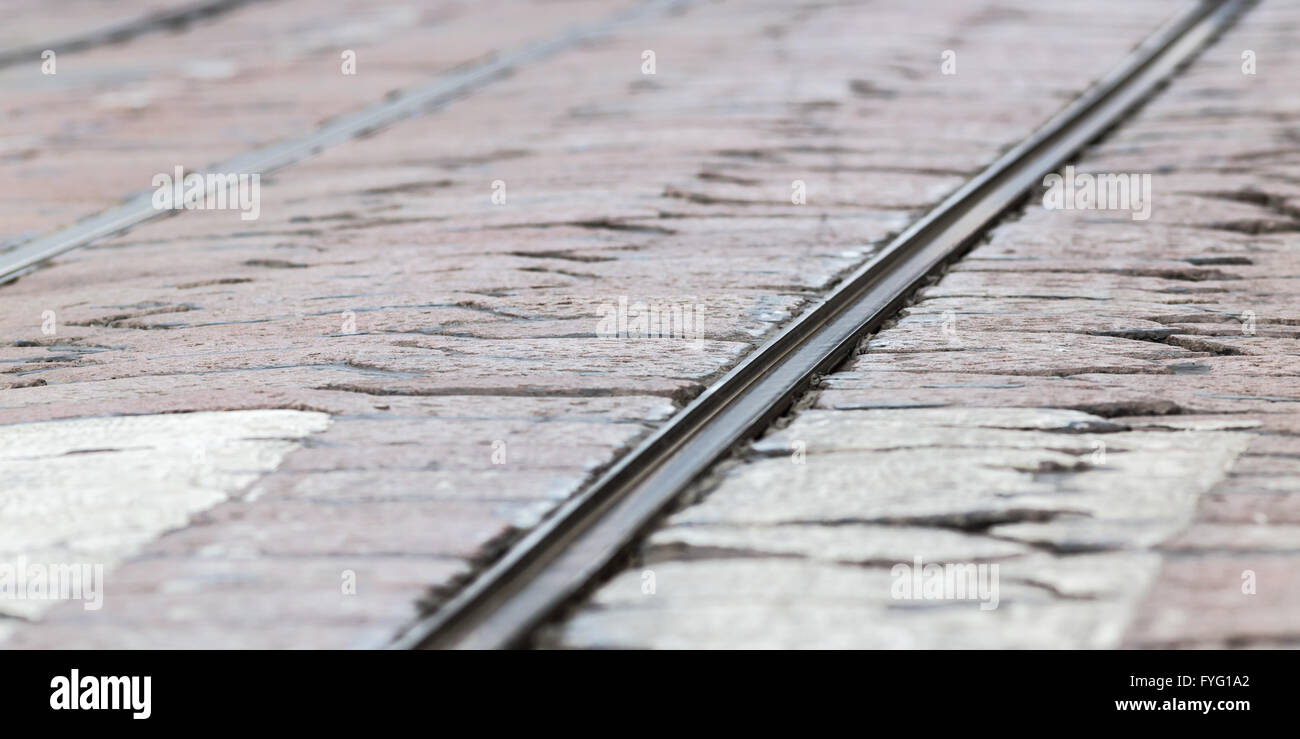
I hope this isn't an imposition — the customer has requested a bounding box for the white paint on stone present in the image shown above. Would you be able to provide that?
[555,407,1254,649]
[561,600,1140,649]
[183,59,239,80]
[0,410,330,621]
[999,552,1161,600]
[987,430,1251,550]
[1121,417,1263,432]
[557,560,1135,649]
[669,448,1083,527]
[647,523,1032,563]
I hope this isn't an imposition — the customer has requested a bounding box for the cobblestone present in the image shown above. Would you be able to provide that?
[0,0,1214,648]
[551,0,1300,649]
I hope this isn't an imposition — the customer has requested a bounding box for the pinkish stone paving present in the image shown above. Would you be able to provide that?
[549,0,1300,649]
[9,0,1278,650]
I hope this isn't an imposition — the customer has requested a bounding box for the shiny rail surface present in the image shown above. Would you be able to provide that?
[390,0,1252,650]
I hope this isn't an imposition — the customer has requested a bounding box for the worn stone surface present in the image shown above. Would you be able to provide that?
[0,0,1184,648]
[0,0,636,243]
[0,0,197,52]
[551,0,1300,649]
[0,410,329,620]
[645,523,1034,565]
[558,558,1150,649]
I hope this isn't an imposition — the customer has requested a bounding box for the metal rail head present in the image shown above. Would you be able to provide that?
[391,0,1251,650]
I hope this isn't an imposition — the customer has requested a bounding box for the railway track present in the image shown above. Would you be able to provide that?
[1,0,1274,652]
[0,0,694,284]
[0,0,269,71]
[389,0,1253,649]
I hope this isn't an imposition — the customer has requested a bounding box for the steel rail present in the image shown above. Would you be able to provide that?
[0,0,694,284]
[391,0,1251,650]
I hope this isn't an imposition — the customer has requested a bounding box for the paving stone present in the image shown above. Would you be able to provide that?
[554,0,1300,650]
[1198,492,1300,525]
[645,524,1033,565]
[1163,523,1300,553]
[0,0,632,240]
[0,0,1196,646]
[0,410,329,619]
[1124,555,1300,647]
[552,560,1139,649]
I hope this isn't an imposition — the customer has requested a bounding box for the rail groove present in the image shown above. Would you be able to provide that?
[390,0,1252,650]
[0,0,272,71]
[0,0,693,284]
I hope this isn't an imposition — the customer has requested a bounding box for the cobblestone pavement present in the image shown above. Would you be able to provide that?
[0,0,1221,648]
[0,0,201,54]
[0,0,642,242]
[550,1,1300,649]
